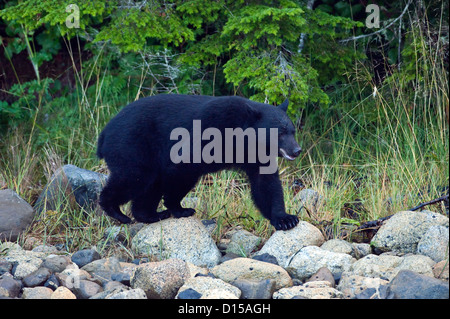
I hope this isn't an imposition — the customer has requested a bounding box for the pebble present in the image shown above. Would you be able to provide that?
[23,267,51,287]
[306,267,336,287]
[0,276,22,298]
[22,287,53,299]
[231,278,276,299]
[51,286,77,299]
[72,280,103,299]
[71,249,101,268]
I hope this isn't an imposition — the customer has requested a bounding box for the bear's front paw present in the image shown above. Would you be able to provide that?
[271,214,299,230]
[171,208,196,219]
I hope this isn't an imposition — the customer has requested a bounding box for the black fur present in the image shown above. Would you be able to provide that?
[97,94,301,230]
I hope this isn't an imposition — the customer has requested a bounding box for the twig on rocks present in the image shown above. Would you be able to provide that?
[353,194,449,237]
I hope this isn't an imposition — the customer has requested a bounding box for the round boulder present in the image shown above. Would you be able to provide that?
[131,217,221,268]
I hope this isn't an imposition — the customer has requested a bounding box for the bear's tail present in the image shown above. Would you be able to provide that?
[96,132,105,159]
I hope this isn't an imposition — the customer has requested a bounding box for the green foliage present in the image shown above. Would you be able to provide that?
[1,0,362,116]
[0,78,54,126]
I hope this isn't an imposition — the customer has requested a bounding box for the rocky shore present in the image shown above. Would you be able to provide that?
[1,209,448,299]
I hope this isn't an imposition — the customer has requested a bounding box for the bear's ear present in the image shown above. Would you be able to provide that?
[279,99,289,113]
[245,103,262,121]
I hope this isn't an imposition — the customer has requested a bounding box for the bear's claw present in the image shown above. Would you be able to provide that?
[271,214,299,231]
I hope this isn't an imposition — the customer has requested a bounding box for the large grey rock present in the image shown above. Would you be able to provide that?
[347,253,435,281]
[255,221,325,267]
[385,270,449,299]
[34,164,107,213]
[370,210,448,254]
[132,217,221,268]
[130,258,189,299]
[286,246,355,281]
[417,225,449,262]
[0,189,35,241]
[211,257,292,290]
[3,248,44,280]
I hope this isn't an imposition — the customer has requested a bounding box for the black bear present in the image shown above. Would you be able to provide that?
[97,94,301,230]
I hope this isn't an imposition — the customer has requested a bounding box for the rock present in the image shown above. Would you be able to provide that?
[417,225,449,262]
[186,262,209,279]
[31,244,59,254]
[321,239,353,255]
[57,268,91,289]
[177,288,203,299]
[294,188,324,214]
[43,255,71,273]
[251,253,278,265]
[255,221,325,267]
[349,254,402,280]
[51,286,77,299]
[231,279,276,299]
[44,274,60,290]
[130,258,189,299]
[395,254,435,278]
[286,246,355,281]
[111,272,131,286]
[34,164,107,213]
[211,258,292,290]
[106,288,147,299]
[201,289,239,299]
[131,217,221,268]
[351,243,372,259]
[273,281,344,299]
[201,219,217,234]
[0,260,13,276]
[81,257,122,274]
[71,248,101,268]
[305,267,335,287]
[225,229,261,257]
[72,280,103,299]
[0,276,22,298]
[385,270,449,299]
[432,260,449,281]
[22,287,53,299]
[23,267,52,287]
[336,273,389,299]
[176,276,241,299]
[347,253,435,281]
[0,189,35,241]
[370,210,448,254]
[4,249,44,280]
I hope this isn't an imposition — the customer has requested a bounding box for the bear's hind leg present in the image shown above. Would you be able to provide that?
[99,177,132,224]
[131,187,170,223]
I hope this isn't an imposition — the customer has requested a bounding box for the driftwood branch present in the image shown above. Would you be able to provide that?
[409,195,449,211]
[355,194,449,232]
[339,0,412,44]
